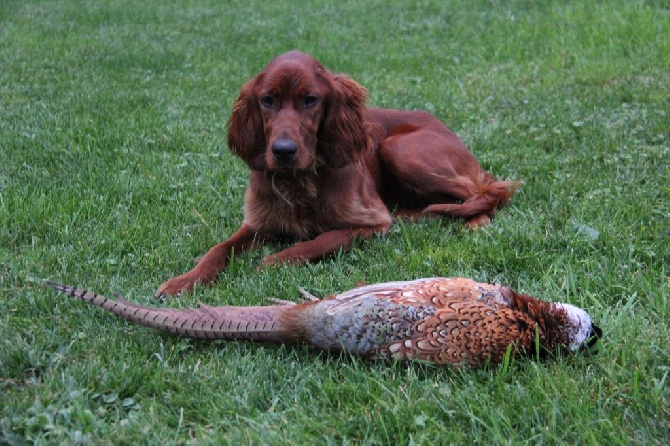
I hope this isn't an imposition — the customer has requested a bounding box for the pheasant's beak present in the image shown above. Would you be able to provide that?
[586,324,603,349]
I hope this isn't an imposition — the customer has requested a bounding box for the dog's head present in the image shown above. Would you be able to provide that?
[227,51,372,171]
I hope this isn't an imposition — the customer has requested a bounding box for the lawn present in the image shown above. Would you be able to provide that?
[1,0,669,444]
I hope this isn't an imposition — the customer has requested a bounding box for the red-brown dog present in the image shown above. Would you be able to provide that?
[157,51,518,296]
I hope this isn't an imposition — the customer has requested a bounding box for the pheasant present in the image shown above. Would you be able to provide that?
[47,277,601,367]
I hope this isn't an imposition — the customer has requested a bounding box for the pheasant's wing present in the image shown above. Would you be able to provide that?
[329,277,513,313]
[378,300,538,367]
[398,277,513,308]
[325,279,431,315]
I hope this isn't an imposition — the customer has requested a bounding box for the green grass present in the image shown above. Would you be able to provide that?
[1,0,669,443]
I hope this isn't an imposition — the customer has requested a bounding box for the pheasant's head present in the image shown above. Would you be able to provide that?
[552,303,602,351]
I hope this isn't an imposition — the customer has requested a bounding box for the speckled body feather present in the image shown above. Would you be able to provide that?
[47,278,600,367]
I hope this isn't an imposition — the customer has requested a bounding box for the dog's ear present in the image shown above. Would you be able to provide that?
[227,77,266,170]
[319,74,372,169]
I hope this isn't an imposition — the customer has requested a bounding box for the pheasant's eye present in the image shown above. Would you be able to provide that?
[304,95,319,108]
[260,95,275,108]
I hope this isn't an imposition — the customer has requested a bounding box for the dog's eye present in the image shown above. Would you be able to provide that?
[304,95,319,108]
[260,95,275,108]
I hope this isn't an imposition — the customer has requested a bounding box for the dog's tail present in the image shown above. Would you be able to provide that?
[422,174,521,220]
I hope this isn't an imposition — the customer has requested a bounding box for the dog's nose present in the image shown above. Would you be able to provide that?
[272,138,298,162]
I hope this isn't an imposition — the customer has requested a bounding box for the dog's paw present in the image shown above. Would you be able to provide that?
[155,273,201,298]
[464,214,491,229]
[260,255,279,268]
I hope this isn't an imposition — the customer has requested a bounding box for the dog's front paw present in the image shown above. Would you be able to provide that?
[260,254,279,268]
[260,250,302,269]
[156,273,202,298]
[464,214,491,229]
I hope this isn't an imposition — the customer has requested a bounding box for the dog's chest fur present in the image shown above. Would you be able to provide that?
[243,167,392,241]
[243,172,326,240]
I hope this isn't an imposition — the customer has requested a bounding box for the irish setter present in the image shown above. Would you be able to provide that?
[156,51,519,296]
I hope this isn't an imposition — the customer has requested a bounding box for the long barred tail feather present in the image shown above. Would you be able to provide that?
[46,281,291,342]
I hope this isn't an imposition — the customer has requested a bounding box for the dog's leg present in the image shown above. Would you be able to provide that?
[378,129,517,228]
[261,224,390,267]
[156,224,261,297]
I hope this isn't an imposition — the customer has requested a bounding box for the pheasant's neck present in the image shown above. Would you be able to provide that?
[509,292,569,350]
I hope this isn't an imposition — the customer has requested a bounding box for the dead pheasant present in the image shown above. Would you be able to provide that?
[47,278,601,367]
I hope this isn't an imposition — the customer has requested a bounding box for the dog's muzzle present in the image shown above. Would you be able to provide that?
[272,138,298,163]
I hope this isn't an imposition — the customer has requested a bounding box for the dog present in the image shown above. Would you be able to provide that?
[156,51,518,296]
